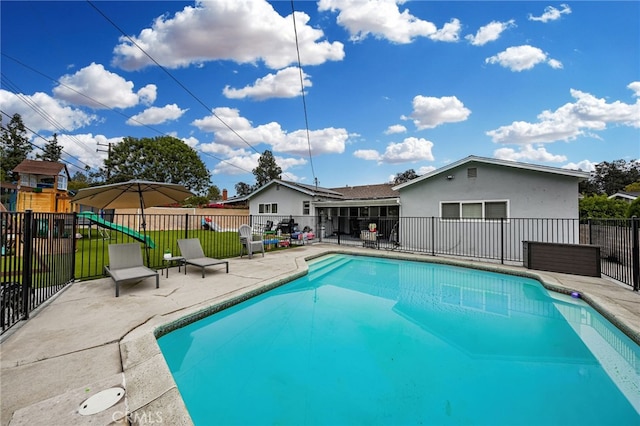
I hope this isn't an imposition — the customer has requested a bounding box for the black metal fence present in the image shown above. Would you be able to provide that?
[1,210,75,333]
[584,218,639,291]
[323,215,639,291]
[2,211,638,334]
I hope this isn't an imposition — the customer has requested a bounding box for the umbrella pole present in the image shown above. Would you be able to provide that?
[138,183,151,267]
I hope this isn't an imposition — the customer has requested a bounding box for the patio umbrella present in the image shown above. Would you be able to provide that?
[71,180,194,265]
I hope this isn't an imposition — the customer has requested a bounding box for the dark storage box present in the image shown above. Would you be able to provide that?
[523,241,601,277]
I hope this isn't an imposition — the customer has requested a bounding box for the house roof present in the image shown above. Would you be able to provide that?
[331,183,396,199]
[608,191,640,200]
[247,179,345,200]
[12,159,69,177]
[393,155,591,191]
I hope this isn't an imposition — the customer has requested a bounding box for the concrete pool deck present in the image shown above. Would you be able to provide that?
[1,244,639,425]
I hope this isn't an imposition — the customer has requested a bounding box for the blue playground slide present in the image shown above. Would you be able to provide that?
[78,211,156,249]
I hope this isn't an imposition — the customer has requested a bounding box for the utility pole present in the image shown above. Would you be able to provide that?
[96,142,111,180]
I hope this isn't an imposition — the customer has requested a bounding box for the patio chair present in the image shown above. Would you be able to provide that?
[104,243,159,297]
[239,224,265,259]
[177,238,229,278]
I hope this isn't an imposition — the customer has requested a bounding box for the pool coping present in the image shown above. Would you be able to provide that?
[119,248,640,424]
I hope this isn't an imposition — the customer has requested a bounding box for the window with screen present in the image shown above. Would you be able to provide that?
[441,200,508,220]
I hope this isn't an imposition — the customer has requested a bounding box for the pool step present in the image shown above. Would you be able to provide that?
[308,255,351,281]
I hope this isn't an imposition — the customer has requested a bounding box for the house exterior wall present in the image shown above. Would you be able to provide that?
[249,185,316,231]
[396,162,582,258]
[398,162,580,219]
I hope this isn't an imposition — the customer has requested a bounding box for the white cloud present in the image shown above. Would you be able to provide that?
[192,107,349,155]
[318,0,460,43]
[181,136,199,149]
[429,19,462,43]
[486,84,640,144]
[562,160,597,172]
[353,149,382,161]
[629,81,640,97]
[113,0,344,71]
[547,59,563,69]
[465,19,515,46]
[355,136,434,164]
[126,104,187,126]
[528,4,572,23]
[493,144,567,162]
[416,165,436,175]
[53,63,157,109]
[402,95,471,130]
[223,67,311,100]
[485,45,561,72]
[0,89,95,133]
[204,146,307,177]
[57,133,122,169]
[384,124,407,134]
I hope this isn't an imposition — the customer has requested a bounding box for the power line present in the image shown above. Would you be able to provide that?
[86,0,261,156]
[1,53,255,177]
[1,72,96,157]
[0,109,97,175]
[290,0,317,184]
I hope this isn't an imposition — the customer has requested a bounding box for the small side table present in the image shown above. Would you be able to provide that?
[162,256,185,278]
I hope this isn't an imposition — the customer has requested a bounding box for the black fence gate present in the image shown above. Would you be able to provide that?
[1,210,75,333]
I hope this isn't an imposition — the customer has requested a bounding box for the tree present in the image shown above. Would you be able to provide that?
[252,150,281,188]
[0,113,32,181]
[627,198,640,218]
[235,182,253,197]
[207,185,221,201]
[579,194,627,219]
[104,136,211,194]
[392,169,419,185]
[580,159,640,195]
[68,167,104,192]
[624,181,640,192]
[36,133,63,162]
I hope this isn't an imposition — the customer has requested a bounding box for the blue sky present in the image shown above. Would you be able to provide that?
[1,1,639,195]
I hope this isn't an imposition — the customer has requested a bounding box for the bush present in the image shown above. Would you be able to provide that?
[626,197,640,218]
[579,194,627,219]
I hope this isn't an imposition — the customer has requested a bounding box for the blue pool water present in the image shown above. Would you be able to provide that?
[158,254,640,425]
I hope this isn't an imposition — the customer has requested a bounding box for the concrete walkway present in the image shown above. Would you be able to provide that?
[1,244,639,425]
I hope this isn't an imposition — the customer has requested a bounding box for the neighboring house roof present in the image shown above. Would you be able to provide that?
[393,155,591,191]
[608,191,640,201]
[12,159,70,177]
[331,183,396,200]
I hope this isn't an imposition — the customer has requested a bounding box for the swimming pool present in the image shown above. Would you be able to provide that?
[158,254,640,425]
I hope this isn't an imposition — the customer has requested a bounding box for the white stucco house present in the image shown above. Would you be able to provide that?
[608,191,639,204]
[392,155,590,257]
[244,179,399,237]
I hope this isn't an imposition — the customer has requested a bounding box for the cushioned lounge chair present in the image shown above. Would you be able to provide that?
[177,238,229,278]
[104,243,159,297]
[239,224,265,259]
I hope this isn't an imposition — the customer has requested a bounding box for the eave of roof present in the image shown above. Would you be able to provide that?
[393,155,591,191]
[12,159,69,176]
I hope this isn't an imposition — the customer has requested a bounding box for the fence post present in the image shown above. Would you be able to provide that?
[632,216,639,292]
[184,213,189,239]
[588,218,593,244]
[22,210,33,320]
[500,217,505,264]
[71,212,77,282]
[431,217,435,256]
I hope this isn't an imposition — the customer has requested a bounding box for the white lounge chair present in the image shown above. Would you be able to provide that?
[177,238,229,278]
[104,243,159,297]
[239,224,265,259]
